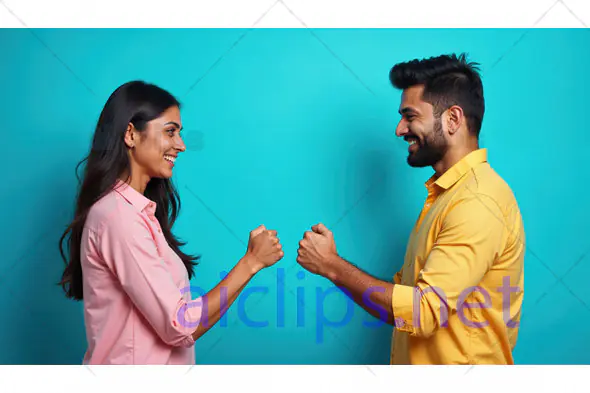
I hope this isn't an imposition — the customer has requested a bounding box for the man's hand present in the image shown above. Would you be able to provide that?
[296,222,395,325]
[296,223,340,278]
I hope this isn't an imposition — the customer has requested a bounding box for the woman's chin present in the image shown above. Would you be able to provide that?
[151,168,173,179]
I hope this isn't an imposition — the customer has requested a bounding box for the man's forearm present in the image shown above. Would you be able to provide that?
[325,256,395,325]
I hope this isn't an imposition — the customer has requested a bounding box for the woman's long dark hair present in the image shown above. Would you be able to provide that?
[59,80,199,301]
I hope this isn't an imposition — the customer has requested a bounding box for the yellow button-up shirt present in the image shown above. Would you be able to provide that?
[390,148,525,364]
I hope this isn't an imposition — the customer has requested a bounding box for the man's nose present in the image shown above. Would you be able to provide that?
[395,120,408,138]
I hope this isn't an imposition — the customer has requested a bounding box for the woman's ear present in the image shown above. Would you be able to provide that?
[124,123,136,149]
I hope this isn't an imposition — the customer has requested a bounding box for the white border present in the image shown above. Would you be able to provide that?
[0,365,589,392]
[1,0,589,390]
[0,0,588,27]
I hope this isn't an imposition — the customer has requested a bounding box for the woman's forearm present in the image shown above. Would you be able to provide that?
[191,254,261,341]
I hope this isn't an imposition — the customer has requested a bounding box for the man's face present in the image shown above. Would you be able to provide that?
[395,85,448,168]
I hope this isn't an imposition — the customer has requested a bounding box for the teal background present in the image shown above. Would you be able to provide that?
[1,28,589,365]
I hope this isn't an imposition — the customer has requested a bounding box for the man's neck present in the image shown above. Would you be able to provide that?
[433,142,480,177]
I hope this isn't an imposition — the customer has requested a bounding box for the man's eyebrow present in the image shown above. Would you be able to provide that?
[399,107,418,115]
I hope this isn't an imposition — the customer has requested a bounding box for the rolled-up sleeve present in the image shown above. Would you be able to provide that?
[93,212,203,347]
[392,194,505,337]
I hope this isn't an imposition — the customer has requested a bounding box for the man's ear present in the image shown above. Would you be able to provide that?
[446,105,464,136]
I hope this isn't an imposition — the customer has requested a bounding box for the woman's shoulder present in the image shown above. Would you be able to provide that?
[85,188,140,234]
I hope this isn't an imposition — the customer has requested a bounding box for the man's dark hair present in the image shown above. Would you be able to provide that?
[389,53,485,138]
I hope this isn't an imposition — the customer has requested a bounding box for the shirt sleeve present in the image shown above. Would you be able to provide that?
[93,211,203,348]
[391,194,506,338]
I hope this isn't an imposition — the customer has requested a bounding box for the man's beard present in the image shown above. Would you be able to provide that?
[407,118,448,168]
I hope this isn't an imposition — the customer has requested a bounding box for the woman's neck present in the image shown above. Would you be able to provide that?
[120,167,150,194]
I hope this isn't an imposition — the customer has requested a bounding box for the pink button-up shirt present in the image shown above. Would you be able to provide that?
[80,180,203,365]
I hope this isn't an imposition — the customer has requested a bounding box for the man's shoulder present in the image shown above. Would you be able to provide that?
[461,162,520,212]
[446,162,525,250]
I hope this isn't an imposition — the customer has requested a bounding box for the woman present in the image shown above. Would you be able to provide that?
[58,80,284,365]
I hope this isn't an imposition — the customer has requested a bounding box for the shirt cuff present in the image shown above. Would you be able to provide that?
[392,284,417,334]
[173,296,204,347]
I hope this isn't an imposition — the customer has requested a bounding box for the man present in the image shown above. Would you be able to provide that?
[296,53,525,365]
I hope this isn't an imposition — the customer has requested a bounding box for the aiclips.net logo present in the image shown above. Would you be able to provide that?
[176,269,521,344]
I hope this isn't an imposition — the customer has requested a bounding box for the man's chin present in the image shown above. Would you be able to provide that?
[407,153,430,168]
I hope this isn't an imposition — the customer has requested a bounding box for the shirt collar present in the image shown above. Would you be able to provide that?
[113,179,157,215]
[425,148,488,191]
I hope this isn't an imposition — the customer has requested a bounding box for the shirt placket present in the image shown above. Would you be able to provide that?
[145,203,162,234]
[416,185,439,229]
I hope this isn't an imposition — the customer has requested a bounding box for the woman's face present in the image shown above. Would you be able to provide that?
[126,105,186,180]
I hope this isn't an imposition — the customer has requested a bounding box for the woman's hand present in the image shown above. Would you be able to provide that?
[190,225,284,341]
[244,225,284,274]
